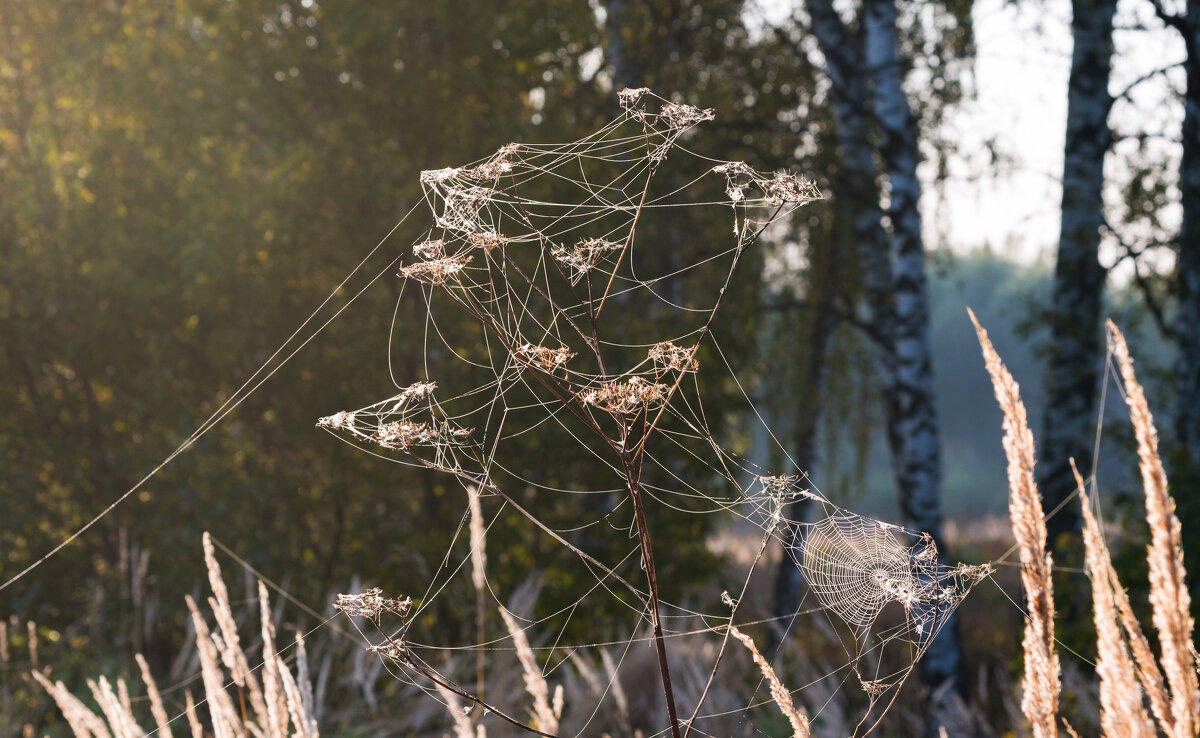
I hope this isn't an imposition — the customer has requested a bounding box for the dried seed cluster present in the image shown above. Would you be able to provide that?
[649,341,699,372]
[334,588,412,619]
[516,343,575,372]
[579,377,667,415]
[400,255,473,284]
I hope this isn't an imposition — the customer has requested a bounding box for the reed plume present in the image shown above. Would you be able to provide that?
[729,626,810,738]
[498,603,561,733]
[970,308,1059,738]
[1073,459,1155,736]
[1108,320,1199,736]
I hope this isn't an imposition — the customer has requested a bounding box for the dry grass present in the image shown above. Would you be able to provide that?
[973,312,1200,738]
[1074,459,1155,737]
[1108,320,1199,737]
[35,533,320,738]
[728,626,810,738]
[970,308,1060,738]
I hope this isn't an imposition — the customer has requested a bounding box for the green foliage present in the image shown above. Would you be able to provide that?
[0,0,817,683]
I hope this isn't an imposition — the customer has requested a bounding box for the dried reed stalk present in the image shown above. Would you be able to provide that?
[32,671,112,738]
[1073,459,1155,736]
[1109,544,1175,733]
[1108,320,1199,737]
[728,626,810,738]
[970,309,1059,738]
[203,532,268,721]
[498,604,561,733]
[184,690,203,738]
[468,485,488,700]
[135,653,172,738]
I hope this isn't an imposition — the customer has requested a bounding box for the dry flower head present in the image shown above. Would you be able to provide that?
[579,376,667,415]
[649,341,699,372]
[516,343,575,372]
[334,588,412,619]
[400,255,473,284]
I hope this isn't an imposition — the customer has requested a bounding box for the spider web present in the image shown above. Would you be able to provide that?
[313,87,994,737]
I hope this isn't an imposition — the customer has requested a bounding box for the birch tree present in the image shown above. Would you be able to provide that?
[1036,0,1117,547]
[797,0,968,726]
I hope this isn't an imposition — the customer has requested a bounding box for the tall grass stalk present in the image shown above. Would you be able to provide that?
[1108,320,1199,737]
[970,308,1060,738]
[1074,459,1155,736]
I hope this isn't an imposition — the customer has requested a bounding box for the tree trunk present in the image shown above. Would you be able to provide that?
[863,0,966,721]
[803,1,967,728]
[1175,7,1200,474]
[1036,0,1116,547]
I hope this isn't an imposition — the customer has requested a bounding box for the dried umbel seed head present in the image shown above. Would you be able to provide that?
[764,171,820,205]
[399,255,473,285]
[516,343,575,372]
[649,341,699,372]
[334,588,412,618]
[952,562,995,584]
[468,230,508,251]
[413,239,445,259]
[551,238,622,285]
[397,381,437,403]
[471,142,519,180]
[372,420,472,450]
[757,474,809,500]
[420,167,461,185]
[317,410,355,431]
[858,677,892,697]
[579,376,668,415]
[713,161,755,203]
[618,86,651,114]
[660,102,715,130]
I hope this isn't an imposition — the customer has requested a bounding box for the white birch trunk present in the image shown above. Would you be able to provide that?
[1036,0,1116,545]
[1175,8,1200,471]
[863,0,966,724]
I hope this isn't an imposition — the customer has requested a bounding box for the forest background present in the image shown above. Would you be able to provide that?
[1,0,1195,735]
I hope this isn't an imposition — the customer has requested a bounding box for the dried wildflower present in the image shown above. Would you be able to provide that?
[436,185,493,232]
[763,172,820,205]
[413,239,445,259]
[471,142,520,180]
[366,641,409,661]
[316,410,354,431]
[372,420,472,450]
[394,380,437,405]
[468,230,508,251]
[618,86,651,114]
[400,255,473,285]
[516,343,575,372]
[579,376,667,415]
[420,167,461,184]
[551,238,622,285]
[649,341,699,372]
[858,677,892,698]
[661,102,715,130]
[951,563,995,584]
[713,161,755,202]
[334,588,412,619]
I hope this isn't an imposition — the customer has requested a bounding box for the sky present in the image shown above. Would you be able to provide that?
[926,0,1184,271]
[756,0,1186,272]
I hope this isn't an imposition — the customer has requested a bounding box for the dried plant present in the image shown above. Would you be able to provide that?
[970,308,1059,738]
[1108,320,1199,737]
[36,534,319,738]
[1073,459,1155,737]
[729,626,811,738]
